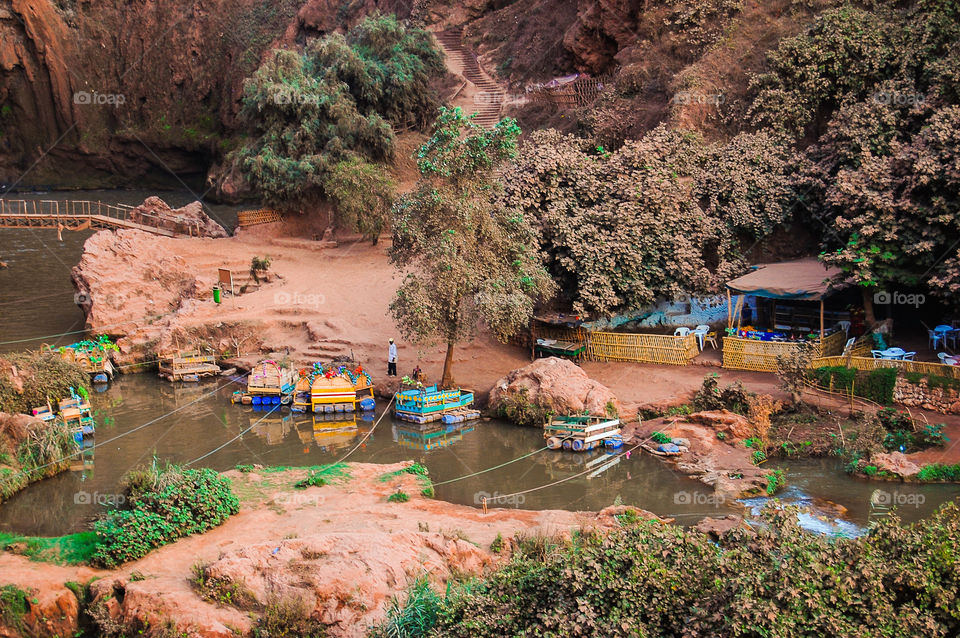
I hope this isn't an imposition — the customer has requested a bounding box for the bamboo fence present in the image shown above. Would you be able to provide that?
[237,209,283,227]
[811,356,960,380]
[722,330,847,373]
[532,324,699,365]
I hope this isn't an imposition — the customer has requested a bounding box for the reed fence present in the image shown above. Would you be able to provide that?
[236,209,283,227]
[532,324,699,365]
[722,330,847,373]
[811,356,960,379]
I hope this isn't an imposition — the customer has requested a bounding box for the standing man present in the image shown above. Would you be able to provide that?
[387,338,398,377]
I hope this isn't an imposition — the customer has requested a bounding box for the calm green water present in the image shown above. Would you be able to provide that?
[1,190,958,536]
[0,189,243,354]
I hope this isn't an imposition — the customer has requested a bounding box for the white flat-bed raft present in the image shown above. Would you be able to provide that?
[544,415,622,452]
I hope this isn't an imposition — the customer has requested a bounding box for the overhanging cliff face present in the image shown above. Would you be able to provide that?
[0,0,307,189]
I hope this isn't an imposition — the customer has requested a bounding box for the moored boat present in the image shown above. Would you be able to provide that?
[231,360,297,406]
[544,415,621,452]
[393,383,479,424]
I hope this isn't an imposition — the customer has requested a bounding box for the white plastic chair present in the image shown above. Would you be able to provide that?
[692,325,710,349]
[674,327,691,337]
[939,352,950,363]
[842,337,855,355]
[901,351,916,361]
[884,348,906,360]
[871,350,885,359]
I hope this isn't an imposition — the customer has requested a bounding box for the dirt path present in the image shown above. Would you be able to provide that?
[432,28,505,128]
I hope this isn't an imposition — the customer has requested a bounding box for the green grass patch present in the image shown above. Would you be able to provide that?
[388,491,410,503]
[916,463,960,482]
[379,463,429,482]
[0,531,98,565]
[293,463,352,489]
[0,584,32,633]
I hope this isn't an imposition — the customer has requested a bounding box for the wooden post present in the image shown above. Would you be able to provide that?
[819,299,825,351]
[726,289,732,329]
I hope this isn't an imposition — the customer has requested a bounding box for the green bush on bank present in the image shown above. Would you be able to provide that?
[91,464,239,567]
[811,366,897,404]
[373,503,960,637]
[0,351,89,415]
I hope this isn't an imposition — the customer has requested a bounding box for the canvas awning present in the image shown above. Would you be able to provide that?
[725,259,849,301]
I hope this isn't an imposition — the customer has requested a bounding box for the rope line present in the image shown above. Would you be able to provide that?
[7,374,247,481]
[484,436,654,502]
[186,399,283,466]
[432,445,550,486]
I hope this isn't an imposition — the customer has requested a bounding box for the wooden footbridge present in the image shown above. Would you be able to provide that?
[0,199,202,237]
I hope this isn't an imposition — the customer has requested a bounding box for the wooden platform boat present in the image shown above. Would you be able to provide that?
[287,363,375,413]
[231,360,298,406]
[30,401,56,422]
[544,415,621,452]
[158,349,221,382]
[45,337,116,384]
[59,391,96,443]
[393,383,479,424]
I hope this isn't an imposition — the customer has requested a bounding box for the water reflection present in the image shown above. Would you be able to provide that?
[2,374,959,537]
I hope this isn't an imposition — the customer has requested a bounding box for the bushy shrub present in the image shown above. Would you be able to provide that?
[810,366,897,404]
[916,464,960,482]
[0,351,89,415]
[434,503,960,636]
[92,465,239,567]
[500,127,793,316]
[234,13,442,235]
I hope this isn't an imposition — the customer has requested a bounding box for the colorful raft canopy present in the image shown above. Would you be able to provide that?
[290,362,375,413]
[44,336,117,384]
[394,383,480,424]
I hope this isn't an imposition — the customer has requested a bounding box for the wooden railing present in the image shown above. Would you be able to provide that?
[0,199,201,237]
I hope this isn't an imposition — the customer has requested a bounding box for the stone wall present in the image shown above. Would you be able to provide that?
[894,377,960,414]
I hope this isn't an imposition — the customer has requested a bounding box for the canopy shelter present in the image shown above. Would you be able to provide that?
[726,258,851,346]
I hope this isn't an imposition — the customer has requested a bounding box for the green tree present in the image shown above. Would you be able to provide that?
[233,14,443,240]
[326,158,395,244]
[390,107,556,387]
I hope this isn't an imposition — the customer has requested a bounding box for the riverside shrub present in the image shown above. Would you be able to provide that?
[433,503,960,637]
[92,465,239,567]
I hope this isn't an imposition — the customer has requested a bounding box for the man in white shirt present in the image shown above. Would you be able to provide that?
[387,338,398,376]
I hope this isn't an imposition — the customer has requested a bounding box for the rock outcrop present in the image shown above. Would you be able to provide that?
[129,196,229,238]
[871,451,921,479]
[488,357,624,420]
[687,409,754,442]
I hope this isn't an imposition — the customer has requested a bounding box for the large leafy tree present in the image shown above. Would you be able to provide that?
[390,107,556,387]
[500,127,793,316]
[750,1,960,318]
[234,14,443,240]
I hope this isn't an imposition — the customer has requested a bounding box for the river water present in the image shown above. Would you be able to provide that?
[1,190,959,536]
[0,190,242,354]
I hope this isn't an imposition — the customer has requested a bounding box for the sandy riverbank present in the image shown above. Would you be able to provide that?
[0,462,656,637]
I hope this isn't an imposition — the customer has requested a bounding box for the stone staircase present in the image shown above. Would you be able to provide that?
[433,28,505,129]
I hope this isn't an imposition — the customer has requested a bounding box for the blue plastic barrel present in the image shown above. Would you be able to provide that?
[359,397,375,411]
[251,396,261,405]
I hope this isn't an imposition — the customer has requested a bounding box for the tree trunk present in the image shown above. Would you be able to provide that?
[440,341,456,389]
[862,288,876,328]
